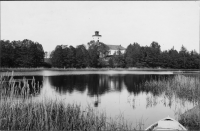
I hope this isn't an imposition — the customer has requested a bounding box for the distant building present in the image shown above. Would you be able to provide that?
[92,31,102,42]
[61,45,68,49]
[106,44,126,55]
[44,51,51,58]
[92,31,126,56]
[44,51,52,65]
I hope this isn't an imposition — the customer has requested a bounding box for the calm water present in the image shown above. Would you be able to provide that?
[1,70,198,128]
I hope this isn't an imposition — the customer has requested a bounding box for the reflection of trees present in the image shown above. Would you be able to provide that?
[49,75,87,93]
[49,74,175,97]
[124,75,146,95]
[109,75,124,91]
[87,75,109,96]
[48,75,125,96]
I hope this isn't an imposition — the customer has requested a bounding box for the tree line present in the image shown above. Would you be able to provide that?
[0,39,199,69]
[50,41,200,69]
[0,39,44,67]
[50,41,110,68]
[125,42,200,69]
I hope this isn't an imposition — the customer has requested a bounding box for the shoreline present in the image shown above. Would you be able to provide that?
[0,67,200,72]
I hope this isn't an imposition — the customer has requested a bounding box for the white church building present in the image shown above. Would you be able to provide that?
[92,31,126,56]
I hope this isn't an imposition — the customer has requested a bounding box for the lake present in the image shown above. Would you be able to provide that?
[1,70,199,128]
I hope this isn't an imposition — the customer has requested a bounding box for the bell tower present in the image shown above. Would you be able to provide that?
[92,31,101,43]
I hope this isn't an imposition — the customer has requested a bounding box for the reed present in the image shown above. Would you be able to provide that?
[144,75,200,102]
[0,72,140,130]
[179,106,200,130]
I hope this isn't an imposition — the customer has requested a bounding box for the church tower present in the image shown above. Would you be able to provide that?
[92,31,101,43]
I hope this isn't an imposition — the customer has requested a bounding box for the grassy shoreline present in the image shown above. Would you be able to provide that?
[0,99,134,130]
[1,67,200,72]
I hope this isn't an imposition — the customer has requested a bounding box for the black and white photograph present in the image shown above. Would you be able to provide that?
[0,1,200,130]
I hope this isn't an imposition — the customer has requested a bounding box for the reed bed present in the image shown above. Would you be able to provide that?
[1,99,128,130]
[144,75,200,102]
[179,105,200,130]
[0,72,137,131]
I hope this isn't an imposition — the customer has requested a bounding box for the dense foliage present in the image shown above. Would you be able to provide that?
[0,39,45,67]
[1,39,199,69]
[50,41,200,69]
[124,42,200,69]
[50,41,110,68]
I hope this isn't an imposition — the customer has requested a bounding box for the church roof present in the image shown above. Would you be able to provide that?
[92,31,102,37]
[92,34,102,37]
[106,45,126,50]
[61,45,68,49]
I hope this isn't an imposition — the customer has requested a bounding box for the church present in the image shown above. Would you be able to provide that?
[92,31,126,56]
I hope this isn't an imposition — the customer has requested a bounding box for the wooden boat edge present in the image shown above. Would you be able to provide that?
[145,116,187,131]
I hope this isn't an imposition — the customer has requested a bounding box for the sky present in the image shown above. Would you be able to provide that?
[1,1,200,53]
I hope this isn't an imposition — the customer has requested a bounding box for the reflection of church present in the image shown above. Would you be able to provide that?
[94,94,100,107]
[93,75,124,107]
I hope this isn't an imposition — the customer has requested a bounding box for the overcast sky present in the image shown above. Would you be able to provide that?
[1,1,200,53]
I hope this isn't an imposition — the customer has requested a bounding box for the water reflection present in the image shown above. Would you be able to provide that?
[48,74,173,97]
[49,75,122,96]
[11,74,197,110]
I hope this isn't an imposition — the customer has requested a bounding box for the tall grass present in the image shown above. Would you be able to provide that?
[0,72,138,130]
[179,105,200,130]
[144,75,200,103]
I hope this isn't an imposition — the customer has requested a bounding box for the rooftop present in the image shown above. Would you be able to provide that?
[92,31,102,37]
[106,45,126,50]
[61,45,68,49]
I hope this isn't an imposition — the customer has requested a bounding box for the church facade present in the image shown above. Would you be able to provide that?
[92,31,126,56]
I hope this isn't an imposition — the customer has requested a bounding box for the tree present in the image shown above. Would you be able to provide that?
[51,45,64,68]
[149,41,161,67]
[76,45,90,68]
[168,47,179,68]
[125,43,141,67]
[62,46,71,68]
[0,39,44,68]
[88,40,109,67]
[68,46,76,67]
[1,40,15,67]
[159,50,170,68]
[178,45,189,69]
[88,41,99,67]
[30,42,45,67]
[108,57,114,68]
[112,54,125,68]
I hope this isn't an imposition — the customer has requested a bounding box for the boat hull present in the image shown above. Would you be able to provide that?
[145,116,187,131]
